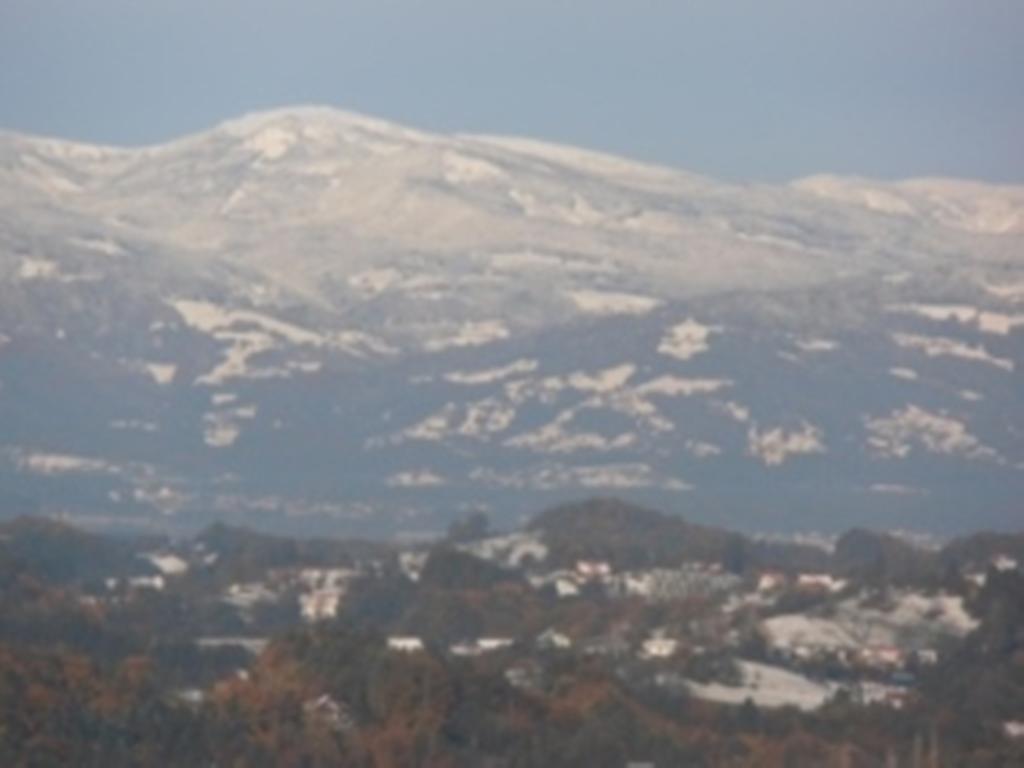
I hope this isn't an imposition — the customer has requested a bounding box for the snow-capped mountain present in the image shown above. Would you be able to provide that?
[1,107,1021,536]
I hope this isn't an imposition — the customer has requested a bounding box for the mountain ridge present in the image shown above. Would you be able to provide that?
[0,107,1021,536]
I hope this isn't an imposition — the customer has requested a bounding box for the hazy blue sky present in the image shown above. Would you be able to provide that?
[1,1,1021,182]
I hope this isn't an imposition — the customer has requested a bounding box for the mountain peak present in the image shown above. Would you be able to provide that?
[211,104,434,148]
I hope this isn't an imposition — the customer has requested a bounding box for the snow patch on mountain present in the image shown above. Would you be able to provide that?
[764,590,978,654]
[471,462,689,491]
[685,440,722,459]
[68,236,126,256]
[565,289,661,316]
[865,406,998,461]
[686,660,836,711]
[143,553,189,576]
[457,399,517,438]
[889,367,919,381]
[170,300,324,345]
[442,151,505,185]
[387,470,447,488]
[747,422,826,466]
[716,401,752,423]
[892,333,1014,372]
[10,450,116,475]
[505,411,637,454]
[425,321,509,351]
[634,376,731,398]
[458,531,548,568]
[444,359,538,385]
[144,363,177,386]
[203,406,256,449]
[18,258,59,280]
[658,319,721,361]
[892,304,1024,336]
[870,483,927,496]
[794,338,839,353]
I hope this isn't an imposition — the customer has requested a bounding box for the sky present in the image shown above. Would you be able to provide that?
[0,1,1021,183]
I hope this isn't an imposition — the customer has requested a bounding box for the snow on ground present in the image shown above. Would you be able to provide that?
[488,251,613,274]
[794,338,839,353]
[396,364,722,448]
[764,591,978,654]
[110,419,158,432]
[716,401,751,423]
[399,398,517,443]
[17,258,59,280]
[329,330,396,358]
[170,299,325,346]
[386,470,447,488]
[425,321,509,351]
[892,333,1014,372]
[404,405,458,442]
[197,637,269,655]
[634,376,731,397]
[12,451,115,475]
[459,531,549,569]
[747,422,825,466]
[505,410,637,454]
[145,363,177,386]
[565,289,661,316]
[445,359,538,385]
[347,268,402,295]
[143,553,189,576]
[204,420,240,448]
[442,151,505,184]
[457,398,517,437]
[978,311,1024,335]
[198,331,275,386]
[470,463,689,491]
[171,299,336,385]
[567,364,636,393]
[68,236,126,256]
[864,405,997,461]
[244,126,296,160]
[685,440,722,458]
[794,176,1024,234]
[869,484,927,496]
[658,319,721,361]
[983,280,1024,304]
[892,304,1024,336]
[889,367,919,381]
[686,660,837,711]
[203,406,256,449]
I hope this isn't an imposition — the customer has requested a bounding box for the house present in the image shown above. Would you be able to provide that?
[1004,721,1024,739]
[859,645,904,668]
[796,573,847,593]
[555,578,580,597]
[387,636,425,653]
[992,554,1019,572]
[576,560,612,580]
[640,636,679,660]
[479,637,514,652]
[757,571,787,592]
[450,637,514,656]
[537,628,572,651]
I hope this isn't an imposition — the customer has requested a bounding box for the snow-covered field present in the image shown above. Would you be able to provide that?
[686,660,837,711]
[764,590,978,654]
